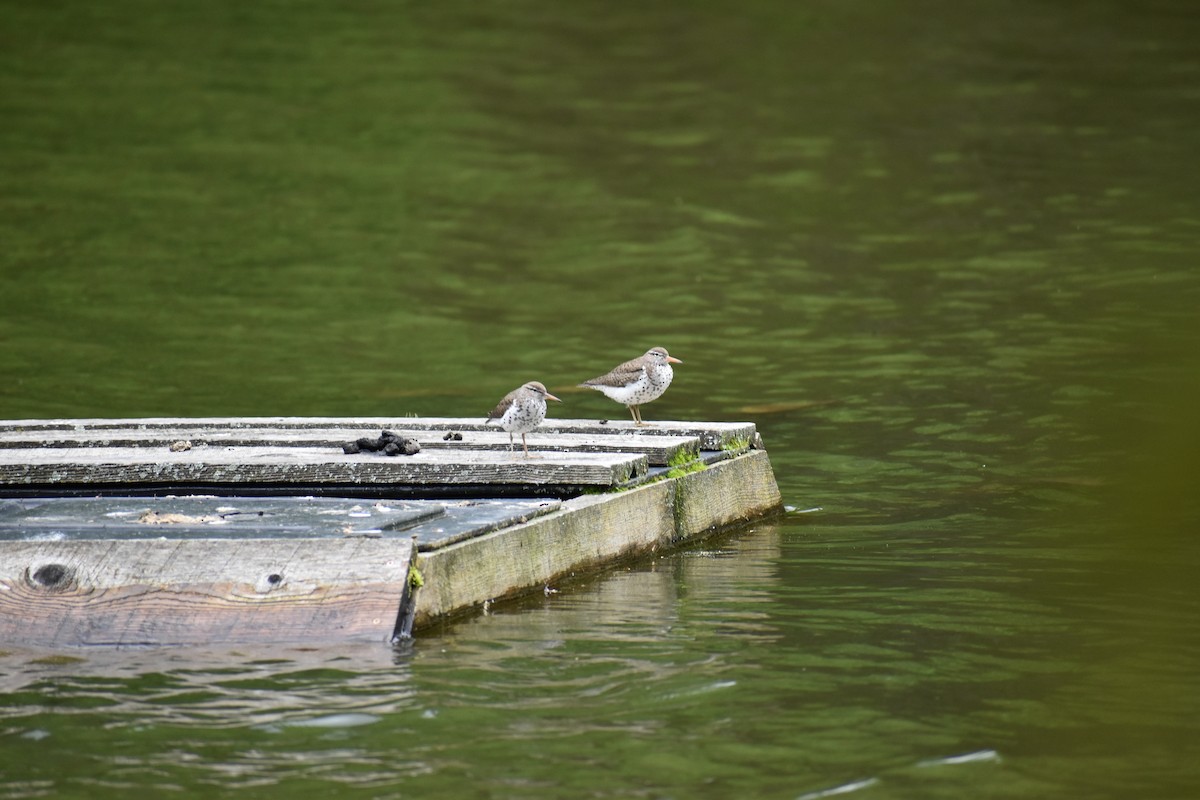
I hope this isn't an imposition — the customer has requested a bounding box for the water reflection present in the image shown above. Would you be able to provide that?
[0,643,415,730]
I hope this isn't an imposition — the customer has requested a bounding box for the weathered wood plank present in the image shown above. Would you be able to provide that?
[412,450,784,626]
[0,428,700,467]
[539,420,756,451]
[0,417,755,451]
[0,417,783,645]
[417,499,562,551]
[670,449,784,536]
[414,482,678,624]
[0,496,562,551]
[0,446,647,488]
[0,536,414,646]
[0,447,783,644]
[0,496,446,539]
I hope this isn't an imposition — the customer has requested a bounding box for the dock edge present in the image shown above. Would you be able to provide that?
[411,449,783,628]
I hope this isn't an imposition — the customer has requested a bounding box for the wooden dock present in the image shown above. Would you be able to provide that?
[0,417,782,647]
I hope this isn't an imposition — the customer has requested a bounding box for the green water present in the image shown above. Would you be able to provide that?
[2,0,1199,796]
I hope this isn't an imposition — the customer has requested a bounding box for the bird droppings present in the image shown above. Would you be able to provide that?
[342,430,421,456]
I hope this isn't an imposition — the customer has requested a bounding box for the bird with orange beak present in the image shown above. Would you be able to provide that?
[578,347,682,426]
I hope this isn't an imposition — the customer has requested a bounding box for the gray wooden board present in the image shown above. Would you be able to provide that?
[412,450,785,626]
[0,497,444,539]
[539,421,754,450]
[0,535,416,646]
[412,498,562,551]
[0,446,646,488]
[0,428,700,467]
[0,496,560,550]
[0,417,756,450]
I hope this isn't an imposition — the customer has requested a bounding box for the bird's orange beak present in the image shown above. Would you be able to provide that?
[667,356,683,364]
[545,392,563,402]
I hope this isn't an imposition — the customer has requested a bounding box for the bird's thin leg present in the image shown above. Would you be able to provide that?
[628,405,639,425]
[508,432,515,453]
[522,433,530,458]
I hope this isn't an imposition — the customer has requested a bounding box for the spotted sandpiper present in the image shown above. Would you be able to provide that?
[578,347,682,426]
[485,381,562,457]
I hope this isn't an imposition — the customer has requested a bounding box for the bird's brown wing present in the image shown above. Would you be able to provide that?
[486,389,518,422]
[579,357,646,388]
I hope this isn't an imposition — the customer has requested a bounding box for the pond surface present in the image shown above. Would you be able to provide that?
[2,0,1198,797]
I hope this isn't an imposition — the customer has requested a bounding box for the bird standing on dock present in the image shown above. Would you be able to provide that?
[485,381,562,457]
[578,347,682,426]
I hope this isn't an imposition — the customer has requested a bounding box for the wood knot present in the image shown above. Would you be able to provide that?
[255,572,285,593]
[28,563,75,592]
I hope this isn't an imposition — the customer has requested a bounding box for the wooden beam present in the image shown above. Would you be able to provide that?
[0,536,414,646]
[0,417,756,450]
[412,450,783,626]
[0,446,647,488]
[0,495,562,551]
[414,482,677,623]
[0,428,700,467]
